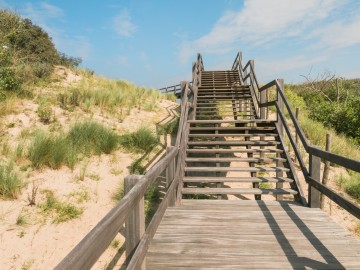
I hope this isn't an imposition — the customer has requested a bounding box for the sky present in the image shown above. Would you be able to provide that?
[1,0,360,88]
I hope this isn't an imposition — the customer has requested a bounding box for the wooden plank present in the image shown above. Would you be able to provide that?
[182,188,297,195]
[184,166,290,172]
[185,157,286,162]
[183,176,293,183]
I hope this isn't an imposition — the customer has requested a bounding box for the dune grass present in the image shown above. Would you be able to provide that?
[28,120,119,169]
[0,160,24,199]
[119,126,158,153]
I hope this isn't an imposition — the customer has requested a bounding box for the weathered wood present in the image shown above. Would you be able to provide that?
[183,176,294,183]
[125,175,145,268]
[321,134,331,209]
[166,146,176,207]
[182,188,298,195]
[277,79,284,137]
[306,176,360,219]
[309,154,321,208]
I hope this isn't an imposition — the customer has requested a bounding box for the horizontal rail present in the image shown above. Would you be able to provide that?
[306,176,360,219]
[55,147,178,270]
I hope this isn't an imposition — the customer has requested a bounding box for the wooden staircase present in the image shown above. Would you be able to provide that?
[183,70,302,202]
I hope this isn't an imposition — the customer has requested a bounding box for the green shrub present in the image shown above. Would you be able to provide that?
[0,67,20,91]
[119,126,158,153]
[0,160,23,199]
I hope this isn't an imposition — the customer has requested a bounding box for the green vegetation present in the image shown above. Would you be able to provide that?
[285,83,360,202]
[119,126,158,153]
[144,185,162,224]
[337,173,360,202]
[0,159,23,199]
[289,77,360,144]
[0,10,81,94]
[28,121,119,169]
[159,116,179,135]
[40,191,83,223]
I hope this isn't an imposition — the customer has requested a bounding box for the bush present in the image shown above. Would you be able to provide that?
[0,160,23,199]
[0,67,20,91]
[119,126,158,153]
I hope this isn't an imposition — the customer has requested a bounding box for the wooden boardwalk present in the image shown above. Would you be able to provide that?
[146,200,360,269]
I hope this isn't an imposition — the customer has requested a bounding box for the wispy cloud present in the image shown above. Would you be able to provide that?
[178,0,342,63]
[21,2,64,36]
[139,52,152,72]
[311,13,360,50]
[112,9,136,37]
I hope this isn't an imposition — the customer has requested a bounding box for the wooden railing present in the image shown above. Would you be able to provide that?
[232,52,360,219]
[55,54,204,270]
[158,84,182,96]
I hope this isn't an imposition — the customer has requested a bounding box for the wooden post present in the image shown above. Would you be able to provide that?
[294,108,300,163]
[277,79,284,137]
[166,146,176,207]
[238,52,243,85]
[321,134,331,209]
[125,175,145,268]
[309,155,321,208]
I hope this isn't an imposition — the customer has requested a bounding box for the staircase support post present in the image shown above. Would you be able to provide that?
[125,175,145,268]
[277,79,284,137]
[309,155,321,208]
[166,146,176,207]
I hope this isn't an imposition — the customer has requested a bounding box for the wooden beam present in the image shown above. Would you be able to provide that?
[309,155,321,208]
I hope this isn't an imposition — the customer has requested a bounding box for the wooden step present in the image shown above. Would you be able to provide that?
[188,141,280,146]
[188,120,275,124]
[185,157,286,163]
[184,167,290,172]
[182,188,297,195]
[188,133,278,137]
[186,148,283,154]
[196,114,254,118]
[197,95,252,98]
[183,176,293,183]
[189,127,275,131]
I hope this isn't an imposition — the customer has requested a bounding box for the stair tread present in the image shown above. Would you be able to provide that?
[188,133,278,137]
[188,120,275,124]
[185,157,286,162]
[184,167,290,172]
[186,149,283,154]
[188,141,280,146]
[190,127,275,130]
[182,188,298,195]
[183,176,293,183]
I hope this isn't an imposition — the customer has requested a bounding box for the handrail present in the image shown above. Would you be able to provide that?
[55,54,202,269]
[242,54,360,218]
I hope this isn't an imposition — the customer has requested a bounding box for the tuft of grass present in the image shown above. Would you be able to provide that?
[37,102,54,124]
[39,191,83,223]
[144,185,161,224]
[259,182,273,189]
[112,183,124,201]
[159,117,179,135]
[119,126,158,153]
[0,160,24,199]
[337,173,360,202]
[111,239,120,249]
[28,121,119,169]
[16,210,28,226]
[129,159,146,174]
[67,121,119,155]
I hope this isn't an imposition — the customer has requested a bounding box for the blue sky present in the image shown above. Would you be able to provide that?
[1,0,360,88]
